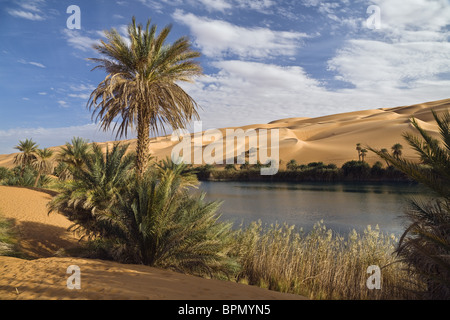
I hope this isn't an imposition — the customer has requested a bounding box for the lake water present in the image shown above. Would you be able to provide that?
[197,181,433,236]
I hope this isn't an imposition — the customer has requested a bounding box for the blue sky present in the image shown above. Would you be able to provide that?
[0,0,449,154]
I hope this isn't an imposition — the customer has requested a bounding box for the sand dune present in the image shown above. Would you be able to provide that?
[0,186,305,300]
[1,98,448,169]
[0,256,305,300]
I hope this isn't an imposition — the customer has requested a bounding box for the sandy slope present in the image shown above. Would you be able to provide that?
[0,186,304,300]
[1,98,448,169]
[0,186,80,259]
[0,256,304,300]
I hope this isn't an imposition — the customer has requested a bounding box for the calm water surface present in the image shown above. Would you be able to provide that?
[197,181,432,236]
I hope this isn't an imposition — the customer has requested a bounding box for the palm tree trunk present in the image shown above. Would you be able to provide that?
[33,170,41,188]
[136,111,151,178]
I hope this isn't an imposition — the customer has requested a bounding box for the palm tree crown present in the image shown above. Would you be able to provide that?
[32,148,54,187]
[391,143,403,160]
[88,17,203,177]
[14,138,39,176]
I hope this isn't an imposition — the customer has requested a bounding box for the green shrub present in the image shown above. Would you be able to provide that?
[342,160,371,180]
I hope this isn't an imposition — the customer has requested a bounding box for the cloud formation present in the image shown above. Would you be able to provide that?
[173,10,309,59]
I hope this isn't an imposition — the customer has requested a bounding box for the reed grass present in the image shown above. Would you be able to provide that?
[232,220,423,299]
[0,213,22,258]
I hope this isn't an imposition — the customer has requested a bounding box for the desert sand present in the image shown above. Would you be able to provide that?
[1,98,448,169]
[0,186,305,300]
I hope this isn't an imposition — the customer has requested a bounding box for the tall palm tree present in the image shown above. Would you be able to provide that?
[88,17,203,178]
[14,138,38,177]
[391,143,403,160]
[370,110,450,299]
[32,148,54,187]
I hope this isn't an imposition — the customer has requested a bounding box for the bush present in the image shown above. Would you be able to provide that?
[341,160,371,180]
[0,167,12,182]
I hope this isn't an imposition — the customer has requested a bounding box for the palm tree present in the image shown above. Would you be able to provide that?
[370,110,450,299]
[113,166,237,276]
[88,17,203,178]
[380,148,390,167]
[286,159,298,171]
[49,146,236,277]
[57,137,91,176]
[32,148,54,187]
[391,143,403,160]
[48,142,135,239]
[14,138,38,177]
[360,148,368,162]
[240,161,250,170]
[356,143,362,161]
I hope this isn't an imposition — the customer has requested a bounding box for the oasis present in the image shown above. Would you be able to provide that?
[171,121,280,175]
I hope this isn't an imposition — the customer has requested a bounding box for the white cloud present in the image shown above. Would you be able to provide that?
[138,0,274,13]
[327,0,450,93]
[7,0,47,20]
[328,40,450,90]
[62,29,100,53]
[70,84,96,92]
[17,58,46,68]
[198,0,232,12]
[7,9,45,20]
[373,0,450,40]
[28,61,46,68]
[68,93,90,100]
[173,10,310,59]
[57,100,68,108]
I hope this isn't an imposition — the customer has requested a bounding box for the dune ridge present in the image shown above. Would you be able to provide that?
[1,98,448,169]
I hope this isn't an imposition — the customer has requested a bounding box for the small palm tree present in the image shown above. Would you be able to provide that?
[88,17,203,178]
[225,164,236,171]
[356,143,362,161]
[155,156,198,189]
[49,147,237,277]
[380,148,390,167]
[240,161,250,170]
[370,110,450,299]
[48,142,135,238]
[32,148,54,187]
[113,167,237,276]
[14,138,38,177]
[360,148,368,162]
[57,137,92,176]
[391,143,403,160]
[286,159,298,171]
